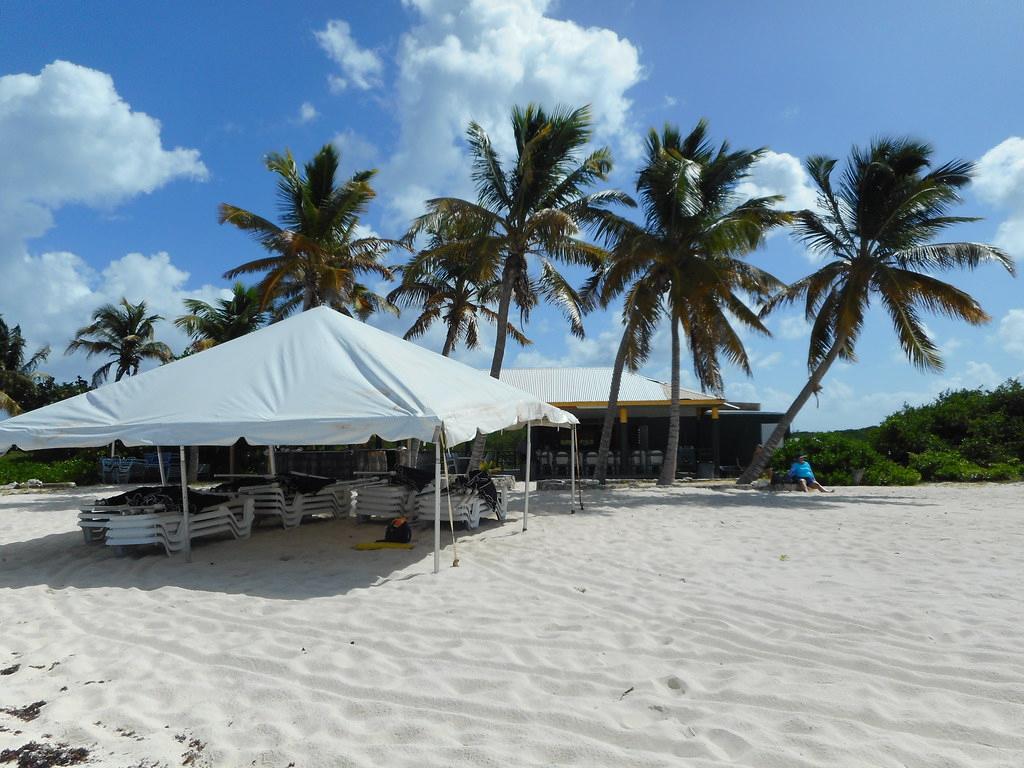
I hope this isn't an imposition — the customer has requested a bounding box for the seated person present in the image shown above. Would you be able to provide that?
[789,454,834,493]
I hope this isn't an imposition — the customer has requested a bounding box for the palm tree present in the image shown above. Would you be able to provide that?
[411,104,633,465]
[174,282,267,353]
[388,216,531,468]
[220,144,398,316]
[737,137,1015,484]
[0,317,50,415]
[595,122,790,484]
[388,217,531,357]
[66,299,174,387]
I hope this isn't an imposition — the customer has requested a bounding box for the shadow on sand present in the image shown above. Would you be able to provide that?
[0,485,929,599]
[0,510,508,599]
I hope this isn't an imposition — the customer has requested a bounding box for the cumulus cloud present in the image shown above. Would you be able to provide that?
[332,129,379,169]
[316,19,384,92]
[736,150,818,211]
[0,61,211,381]
[380,0,643,219]
[0,251,227,382]
[0,60,206,245]
[973,136,1024,260]
[0,252,226,385]
[998,308,1024,357]
[297,101,318,123]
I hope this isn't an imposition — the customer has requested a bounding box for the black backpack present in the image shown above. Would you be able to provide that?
[382,516,412,544]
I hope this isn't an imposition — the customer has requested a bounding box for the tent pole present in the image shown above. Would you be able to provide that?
[267,445,276,475]
[434,437,441,574]
[157,446,166,486]
[523,422,531,532]
[569,425,577,514]
[179,446,191,562]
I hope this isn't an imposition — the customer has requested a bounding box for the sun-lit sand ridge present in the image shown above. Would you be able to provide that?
[1,483,1023,766]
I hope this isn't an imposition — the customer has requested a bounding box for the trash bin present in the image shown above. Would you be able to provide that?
[696,462,715,479]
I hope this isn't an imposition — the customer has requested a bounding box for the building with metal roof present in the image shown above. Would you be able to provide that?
[492,367,786,480]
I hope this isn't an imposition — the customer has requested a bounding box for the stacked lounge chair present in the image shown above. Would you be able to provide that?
[354,482,417,522]
[233,476,387,528]
[79,492,254,556]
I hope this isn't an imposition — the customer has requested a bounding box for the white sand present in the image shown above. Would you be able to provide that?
[2,483,1023,767]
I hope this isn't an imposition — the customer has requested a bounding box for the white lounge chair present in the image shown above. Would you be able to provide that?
[78,503,166,543]
[354,483,416,522]
[413,481,483,528]
[102,497,254,556]
[235,482,338,529]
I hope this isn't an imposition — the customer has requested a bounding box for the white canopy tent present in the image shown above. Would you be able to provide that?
[0,306,578,570]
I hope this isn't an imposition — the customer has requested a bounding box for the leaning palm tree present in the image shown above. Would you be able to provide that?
[174,282,267,353]
[595,122,790,484]
[389,216,531,357]
[0,316,50,415]
[737,137,1015,484]
[219,144,398,316]
[411,104,633,466]
[66,299,174,387]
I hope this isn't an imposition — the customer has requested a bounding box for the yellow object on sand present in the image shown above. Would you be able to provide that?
[353,542,415,551]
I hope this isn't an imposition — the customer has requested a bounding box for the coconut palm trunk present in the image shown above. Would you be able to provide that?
[737,137,1013,484]
[595,325,632,484]
[658,319,681,485]
[468,259,519,469]
[737,334,847,484]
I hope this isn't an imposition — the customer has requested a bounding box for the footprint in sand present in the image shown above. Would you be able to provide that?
[664,675,688,694]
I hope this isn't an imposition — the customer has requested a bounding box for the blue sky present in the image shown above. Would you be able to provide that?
[2,0,1023,430]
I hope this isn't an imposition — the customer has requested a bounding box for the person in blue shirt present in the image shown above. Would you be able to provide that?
[789,454,834,493]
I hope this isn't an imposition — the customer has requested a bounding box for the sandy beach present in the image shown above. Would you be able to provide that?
[1,483,1023,767]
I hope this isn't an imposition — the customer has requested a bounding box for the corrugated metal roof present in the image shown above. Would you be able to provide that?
[497,367,720,404]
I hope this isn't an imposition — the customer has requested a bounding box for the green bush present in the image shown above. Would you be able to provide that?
[862,459,921,486]
[772,433,883,485]
[0,450,101,485]
[909,450,994,482]
[874,380,1024,465]
[983,460,1023,481]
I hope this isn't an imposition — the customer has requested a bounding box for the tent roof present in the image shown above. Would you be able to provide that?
[0,306,576,452]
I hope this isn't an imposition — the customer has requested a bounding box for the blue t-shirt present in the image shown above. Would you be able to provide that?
[790,460,815,479]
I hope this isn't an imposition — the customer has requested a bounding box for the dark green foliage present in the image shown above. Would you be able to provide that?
[771,433,898,485]
[908,449,1022,482]
[862,460,922,486]
[0,449,102,485]
[790,379,1024,485]
[875,380,1024,467]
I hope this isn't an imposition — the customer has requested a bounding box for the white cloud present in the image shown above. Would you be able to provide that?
[962,360,1002,389]
[332,129,379,169]
[776,314,810,340]
[316,19,383,92]
[0,60,207,256]
[998,308,1024,357]
[513,326,621,369]
[0,251,226,382]
[380,0,643,220]
[0,61,212,382]
[297,101,318,123]
[736,150,818,211]
[973,136,1024,260]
